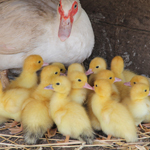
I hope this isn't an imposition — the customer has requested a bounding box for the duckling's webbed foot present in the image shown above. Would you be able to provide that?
[57,135,70,143]
[5,120,18,128]
[9,123,23,134]
[47,127,57,138]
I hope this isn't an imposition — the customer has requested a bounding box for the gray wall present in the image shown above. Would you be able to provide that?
[81,0,150,76]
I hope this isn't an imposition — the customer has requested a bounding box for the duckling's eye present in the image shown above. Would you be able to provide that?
[145,89,147,92]
[109,77,112,80]
[95,85,97,87]
[55,72,58,74]
[74,4,77,9]
[133,82,136,84]
[78,79,81,82]
[96,66,99,68]
[38,61,41,63]
[56,83,60,85]
[60,69,63,72]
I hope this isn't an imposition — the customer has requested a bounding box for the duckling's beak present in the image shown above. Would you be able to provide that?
[44,84,54,90]
[124,82,131,87]
[83,82,94,90]
[42,62,49,67]
[114,77,122,82]
[148,91,150,96]
[85,69,93,76]
[60,73,66,76]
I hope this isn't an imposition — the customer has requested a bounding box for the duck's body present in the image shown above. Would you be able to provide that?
[47,76,94,144]
[123,75,150,124]
[22,65,60,144]
[91,79,137,142]
[68,71,93,105]
[86,57,107,86]
[95,70,121,102]
[123,70,137,82]
[122,83,150,126]
[0,81,30,124]
[6,55,44,90]
[0,0,94,70]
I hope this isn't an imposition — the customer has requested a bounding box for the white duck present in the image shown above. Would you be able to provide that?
[0,0,94,86]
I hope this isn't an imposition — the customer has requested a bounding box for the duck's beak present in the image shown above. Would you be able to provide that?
[42,62,49,67]
[44,84,54,90]
[58,17,73,42]
[114,77,122,82]
[85,69,93,76]
[83,82,94,90]
[60,72,66,76]
[124,82,131,87]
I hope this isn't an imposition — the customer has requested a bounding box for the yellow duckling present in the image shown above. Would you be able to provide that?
[67,63,85,76]
[124,75,149,87]
[111,56,129,100]
[91,79,137,142]
[122,83,150,126]
[86,57,107,86]
[0,80,30,132]
[123,75,150,124]
[52,62,66,74]
[123,69,137,82]
[86,70,121,130]
[95,69,121,102]
[21,65,60,144]
[6,55,46,90]
[46,76,94,144]
[68,71,93,105]
[123,75,150,103]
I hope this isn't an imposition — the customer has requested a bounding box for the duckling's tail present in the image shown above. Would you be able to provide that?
[23,126,46,144]
[79,128,94,144]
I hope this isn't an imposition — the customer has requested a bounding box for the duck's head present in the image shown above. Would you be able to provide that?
[93,79,112,98]
[68,71,93,90]
[68,63,85,75]
[86,57,107,75]
[58,0,81,41]
[124,75,149,87]
[52,62,66,74]
[130,83,150,101]
[45,76,71,94]
[111,56,124,75]
[40,65,60,85]
[96,70,121,84]
[23,55,44,72]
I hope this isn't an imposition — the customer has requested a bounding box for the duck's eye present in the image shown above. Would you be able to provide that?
[55,72,58,74]
[56,83,60,85]
[78,79,81,82]
[95,85,97,87]
[96,66,99,68]
[74,4,77,9]
[109,77,112,80]
[38,61,41,63]
[133,82,136,84]
[60,69,63,72]
[145,89,147,92]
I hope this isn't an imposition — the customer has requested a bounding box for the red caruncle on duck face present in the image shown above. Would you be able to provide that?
[58,0,78,42]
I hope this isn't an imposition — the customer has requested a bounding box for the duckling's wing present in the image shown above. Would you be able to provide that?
[0,0,59,54]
